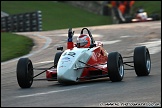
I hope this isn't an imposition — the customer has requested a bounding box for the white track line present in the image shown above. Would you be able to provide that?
[15,86,88,98]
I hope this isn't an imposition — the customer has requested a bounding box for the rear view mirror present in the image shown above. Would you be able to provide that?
[57,46,63,51]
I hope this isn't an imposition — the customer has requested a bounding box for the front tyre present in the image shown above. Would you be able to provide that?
[16,58,33,88]
[134,46,151,76]
[107,52,124,82]
[54,52,63,68]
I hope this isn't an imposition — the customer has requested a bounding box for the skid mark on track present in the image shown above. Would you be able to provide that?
[120,35,132,38]
[128,39,161,55]
[102,40,121,45]
[15,86,88,98]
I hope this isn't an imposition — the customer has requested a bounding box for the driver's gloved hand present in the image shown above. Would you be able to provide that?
[68,28,74,42]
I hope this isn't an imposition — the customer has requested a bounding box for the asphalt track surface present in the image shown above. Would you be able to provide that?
[1,21,161,107]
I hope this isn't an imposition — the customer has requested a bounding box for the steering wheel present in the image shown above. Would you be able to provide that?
[80,28,95,45]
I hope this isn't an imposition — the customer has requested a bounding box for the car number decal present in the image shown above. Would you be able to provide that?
[63,52,76,57]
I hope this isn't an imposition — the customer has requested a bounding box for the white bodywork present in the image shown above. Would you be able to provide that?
[57,47,96,83]
[137,12,148,20]
[132,12,153,22]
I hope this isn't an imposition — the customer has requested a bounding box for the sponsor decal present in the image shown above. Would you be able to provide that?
[60,57,72,65]
[62,57,70,60]
[59,65,66,68]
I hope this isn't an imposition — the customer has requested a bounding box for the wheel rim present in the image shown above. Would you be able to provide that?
[146,51,151,72]
[28,61,33,84]
[118,56,124,77]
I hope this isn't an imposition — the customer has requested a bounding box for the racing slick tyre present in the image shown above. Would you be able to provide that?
[16,58,33,88]
[107,52,124,82]
[54,52,63,68]
[134,46,151,76]
[124,15,133,23]
[149,14,160,21]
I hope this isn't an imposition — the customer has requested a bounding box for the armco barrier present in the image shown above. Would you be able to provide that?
[1,11,42,32]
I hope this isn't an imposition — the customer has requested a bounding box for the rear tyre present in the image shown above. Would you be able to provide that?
[107,52,124,82]
[54,52,63,67]
[125,15,133,23]
[134,46,151,76]
[149,14,160,20]
[16,58,33,88]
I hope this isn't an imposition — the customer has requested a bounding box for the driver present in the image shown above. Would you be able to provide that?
[67,28,94,49]
[76,34,91,48]
[136,7,144,13]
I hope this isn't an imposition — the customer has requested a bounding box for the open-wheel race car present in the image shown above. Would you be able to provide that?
[123,8,160,23]
[16,28,151,88]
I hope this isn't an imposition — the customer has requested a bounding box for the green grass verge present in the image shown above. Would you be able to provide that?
[1,33,33,62]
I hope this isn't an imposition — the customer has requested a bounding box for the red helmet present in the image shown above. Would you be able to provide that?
[76,34,91,48]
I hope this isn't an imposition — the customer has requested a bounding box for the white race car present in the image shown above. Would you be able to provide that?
[124,10,160,23]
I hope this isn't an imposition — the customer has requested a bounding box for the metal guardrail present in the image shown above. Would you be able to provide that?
[1,11,42,32]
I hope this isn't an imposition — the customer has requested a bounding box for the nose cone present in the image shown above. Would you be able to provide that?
[57,66,76,84]
[56,48,89,84]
